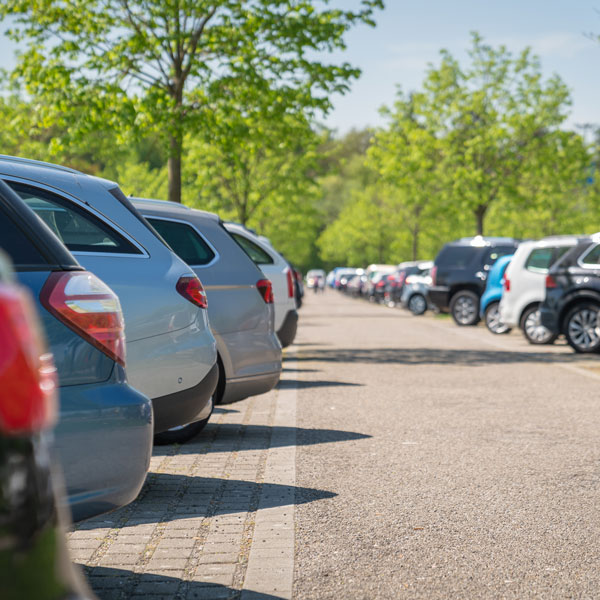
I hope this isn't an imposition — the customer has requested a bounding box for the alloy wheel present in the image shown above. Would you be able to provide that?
[524,309,553,344]
[453,296,477,325]
[567,308,600,351]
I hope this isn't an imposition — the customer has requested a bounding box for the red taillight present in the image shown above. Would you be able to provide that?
[257,279,274,304]
[545,274,558,289]
[40,271,126,366]
[286,268,294,298]
[0,283,58,434]
[504,277,510,292]
[177,275,208,309]
[431,266,437,286]
[376,279,386,288]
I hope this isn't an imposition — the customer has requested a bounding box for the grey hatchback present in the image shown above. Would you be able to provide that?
[133,198,282,416]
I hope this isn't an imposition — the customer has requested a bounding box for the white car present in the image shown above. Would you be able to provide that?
[225,223,298,347]
[499,237,582,344]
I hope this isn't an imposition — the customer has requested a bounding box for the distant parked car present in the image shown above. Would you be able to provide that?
[306,269,326,291]
[400,270,433,315]
[134,200,282,427]
[480,255,513,334]
[429,236,519,326]
[225,223,298,347]
[0,155,217,437]
[540,236,600,353]
[386,261,433,307]
[1,180,153,521]
[500,237,584,344]
[0,250,95,600]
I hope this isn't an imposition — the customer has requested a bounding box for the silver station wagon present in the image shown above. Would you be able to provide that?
[133,198,282,414]
[0,156,218,438]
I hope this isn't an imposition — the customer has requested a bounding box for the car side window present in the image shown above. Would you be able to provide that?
[8,182,142,255]
[231,233,274,265]
[146,218,215,266]
[525,248,555,273]
[580,244,600,266]
[0,205,48,267]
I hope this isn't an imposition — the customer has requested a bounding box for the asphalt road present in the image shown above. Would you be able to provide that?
[292,290,600,599]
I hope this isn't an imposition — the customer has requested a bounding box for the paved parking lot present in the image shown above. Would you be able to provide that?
[71,291,600,599]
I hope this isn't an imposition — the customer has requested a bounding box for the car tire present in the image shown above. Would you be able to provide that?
[408,293,427,316]
[450,290,480,326]
[484,301,511,334]
[520,305,557,345]
[563,301,600,353]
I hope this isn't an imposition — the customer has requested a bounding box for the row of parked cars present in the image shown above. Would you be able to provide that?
[0,155,302,597]
[329,232,600,354]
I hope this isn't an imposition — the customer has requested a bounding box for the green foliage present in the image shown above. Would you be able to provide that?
[2,0,383,202]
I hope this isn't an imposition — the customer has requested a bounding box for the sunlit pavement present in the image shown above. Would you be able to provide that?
[70,290,600,599]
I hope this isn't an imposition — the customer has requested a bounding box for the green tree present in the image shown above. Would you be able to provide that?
[3,0,383,203]
[423,33,572,234]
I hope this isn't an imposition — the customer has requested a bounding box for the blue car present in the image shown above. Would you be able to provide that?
[0,180,153,522]
[480,254,513,334]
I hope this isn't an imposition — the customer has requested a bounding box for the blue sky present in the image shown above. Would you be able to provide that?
[1,1,599,135]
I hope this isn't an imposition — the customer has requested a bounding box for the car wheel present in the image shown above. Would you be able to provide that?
[484,301,511,334]
[408,293,427,315]
[450,290,480,326]
[520,305,557,345]
[564,302,600,353]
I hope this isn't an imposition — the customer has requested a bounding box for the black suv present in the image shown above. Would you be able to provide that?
[428,236,519,326]
[540,237,600,353]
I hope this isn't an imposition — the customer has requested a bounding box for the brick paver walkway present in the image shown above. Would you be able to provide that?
[68,355,298,600]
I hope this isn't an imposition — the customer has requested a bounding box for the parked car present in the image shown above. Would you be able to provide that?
[385,261,433,307]
[480,255,513,334]
[133,199,282,423]
[540,235,600,353]
[225,223,298,347]
[400,270,433,315]
[0,155,217,438]
[306,269,326,291]
[1,179,153,521]
[346,272,367,297]
[499,237,584,344]
[428,236,519,326]
[0,250,95,599]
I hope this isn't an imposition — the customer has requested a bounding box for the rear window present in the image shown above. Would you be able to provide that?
[0,206,48,267]
[526,246,571,273]
[10,183,142,255]
[231,233,274,265]
[147,218,215,266]
[435,246,475,268]
[580,244,600,266]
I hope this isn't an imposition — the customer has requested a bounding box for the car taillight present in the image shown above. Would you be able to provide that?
[286,268,294,298]
[0,283,58,435]
[431,266,437,286]
[40,271,126,366]
[257,279,274,304]
[376,280,386,288]
[545,274,558,289]
[176,275,208,309]
[504,277,510,292]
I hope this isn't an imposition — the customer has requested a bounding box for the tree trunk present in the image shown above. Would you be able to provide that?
[411,226,419,260]
[168,133,182,204]
[474,204,487,235]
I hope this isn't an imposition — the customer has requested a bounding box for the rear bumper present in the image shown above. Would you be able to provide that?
[277,309,298,348]
[221,371,281,404]
[540,306,560,334]
[56,382,153,523]
[152,362,219,433]
[428,286,450,311]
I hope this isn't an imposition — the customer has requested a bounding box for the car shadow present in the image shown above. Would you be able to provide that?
[82,565,288,600]
[277,379,363,389]
[192,424,370,453]
[293,346,597,366]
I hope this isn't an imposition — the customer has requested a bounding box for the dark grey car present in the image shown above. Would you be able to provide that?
[134,199,282,412]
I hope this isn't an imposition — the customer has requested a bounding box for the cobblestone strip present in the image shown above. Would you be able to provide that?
[242,354,297,600]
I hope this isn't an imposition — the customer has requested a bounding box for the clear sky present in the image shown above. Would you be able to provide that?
[1,1,598,135]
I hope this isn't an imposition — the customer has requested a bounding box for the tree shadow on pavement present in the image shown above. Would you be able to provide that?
[293,346,597,366]
[82,565,288,600]
[277,379,363,389]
